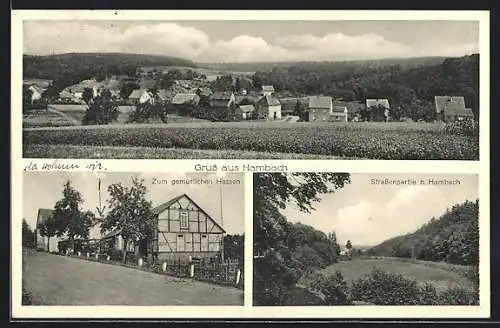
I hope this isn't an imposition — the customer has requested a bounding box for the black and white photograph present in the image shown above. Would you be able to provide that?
[20,17,482,160]
[253,172,480,306]
[21,171,244,306]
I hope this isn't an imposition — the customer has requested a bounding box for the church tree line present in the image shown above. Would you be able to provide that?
[251,54,479,121]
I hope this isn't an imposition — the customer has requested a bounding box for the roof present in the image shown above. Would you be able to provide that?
[261,85,275,92]
[366,98,390,109]
[152,194,226,233]
[211,91,234,101]
[464,108,474,117]
[434,96,467,116]
[101,228,123,240]
[332,100,348,112]
[235,95,259,105]
[308,96,332,109]
[171,93,200,105]
[28,85,43,94]
[59,90,74,99]
[128,89,147,99]
[37,208,54,226]
[258,95,281,107]
[239,104,255,113]
[156,89,174,101]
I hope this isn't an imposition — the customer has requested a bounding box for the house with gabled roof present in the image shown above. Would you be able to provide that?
[366,98,390,110]
[331,100,349,122]
[209,91,235,109]
[434,96,474,122]
[98,194,226,262]
[256,95,282,120]
[308,96,332,122]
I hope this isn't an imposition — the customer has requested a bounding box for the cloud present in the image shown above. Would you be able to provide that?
[23,21,476,62]
[332,186,450,245]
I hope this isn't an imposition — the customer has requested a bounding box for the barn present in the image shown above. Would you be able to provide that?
[434,96,474,122]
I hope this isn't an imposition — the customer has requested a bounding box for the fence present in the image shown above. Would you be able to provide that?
[62,251,243,289]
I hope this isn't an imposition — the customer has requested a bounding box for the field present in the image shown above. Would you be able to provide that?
[314,258,477,292]
[22,251,243,305]
[23,121,479,160]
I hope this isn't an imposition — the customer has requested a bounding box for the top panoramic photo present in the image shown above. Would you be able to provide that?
[20,17,484,160]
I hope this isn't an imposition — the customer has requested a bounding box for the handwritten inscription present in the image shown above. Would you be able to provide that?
[24,160,107,172]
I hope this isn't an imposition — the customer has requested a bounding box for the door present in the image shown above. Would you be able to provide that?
[201,235,208,251]
[177,234,185,252]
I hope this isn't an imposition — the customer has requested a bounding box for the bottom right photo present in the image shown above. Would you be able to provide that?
[253,172,480,306]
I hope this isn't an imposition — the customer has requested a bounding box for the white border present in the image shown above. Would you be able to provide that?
[11,10,490,319]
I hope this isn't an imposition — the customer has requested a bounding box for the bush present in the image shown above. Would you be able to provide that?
[439,286,479,305]
[309,271,351,305]
[443,120,479,137]
[350,268,422,305]
[107,248,124,261]
[22,287,33,305]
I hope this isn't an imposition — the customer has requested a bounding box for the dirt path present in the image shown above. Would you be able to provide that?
[22,252,243,305]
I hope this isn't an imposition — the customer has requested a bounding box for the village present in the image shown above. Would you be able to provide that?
[23,64,475,126]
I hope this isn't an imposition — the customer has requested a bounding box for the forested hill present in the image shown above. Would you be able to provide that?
[251,54,479,121]
[368,199,479,266]
[23,52,196,80]
[199,56,447,73]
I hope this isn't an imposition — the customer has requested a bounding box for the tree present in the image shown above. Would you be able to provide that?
[82,89,119,125]
[37,214,58,252]
[346,240,352,251]
[253,173,350,305]
[120,82,140,99]
[52,181,95,252]
[101,177,156,263]
[82,87,94,106]
[224,234,244,266]
[22,219,34,248]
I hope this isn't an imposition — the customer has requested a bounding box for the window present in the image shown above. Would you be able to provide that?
[180,211,188,229]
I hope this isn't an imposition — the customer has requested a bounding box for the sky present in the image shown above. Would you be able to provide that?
[282,173,479,246]
[23,171,245,235]
[23,20,479,62]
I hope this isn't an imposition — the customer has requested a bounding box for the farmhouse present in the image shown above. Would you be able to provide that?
[261,85,275,96]
[35,209,58,252]
[236,104,256,120]
[308,96,332,122]
[100,194,225,262]
[129,89,154,104]
[331,100,349,122]
[434,96,474,122]
[256,95,282,120]
[209,91,235,108]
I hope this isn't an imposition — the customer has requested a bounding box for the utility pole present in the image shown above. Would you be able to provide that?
[220,182,224,261]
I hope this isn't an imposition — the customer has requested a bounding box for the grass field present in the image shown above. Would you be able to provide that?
[314,258,477,292]
[23,121,479,160]
[23,144,342,159]
[22,251,243,305]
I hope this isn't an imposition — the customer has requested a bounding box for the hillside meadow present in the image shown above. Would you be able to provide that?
[22,121,479,160]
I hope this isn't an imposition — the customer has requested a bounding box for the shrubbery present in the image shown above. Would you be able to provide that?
[443,120,479,137]
[349,268,479,305]
[308,271,352,305]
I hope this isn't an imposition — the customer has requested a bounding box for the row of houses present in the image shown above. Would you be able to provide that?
[307,95,475,122]
[35,194,226,263]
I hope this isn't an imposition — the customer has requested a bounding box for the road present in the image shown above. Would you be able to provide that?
[22,252,244,305]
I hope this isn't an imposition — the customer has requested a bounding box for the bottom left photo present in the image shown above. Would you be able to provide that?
[21,171,245,306]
